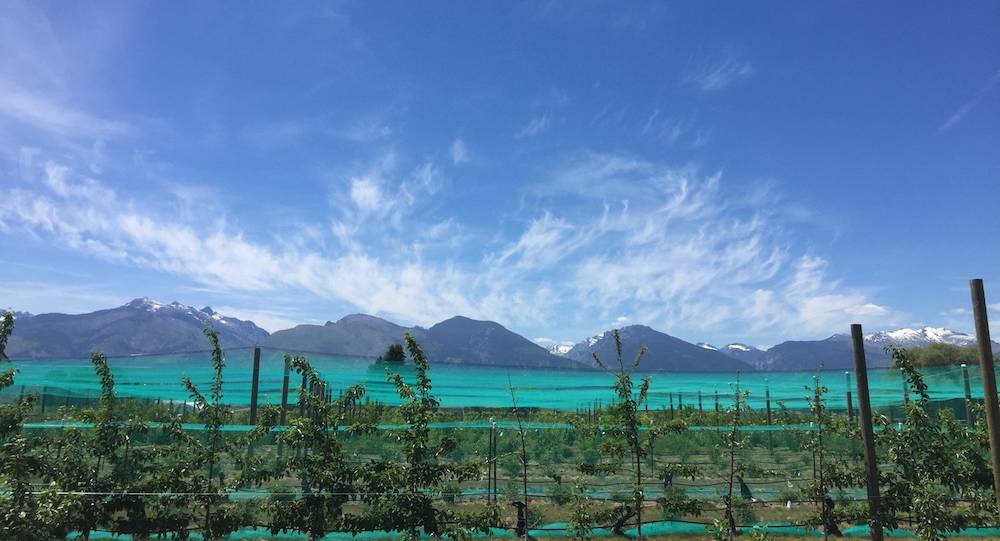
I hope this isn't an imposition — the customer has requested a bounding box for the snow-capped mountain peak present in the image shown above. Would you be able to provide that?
[723,343,756,352]
[546,342,576,356]
[864,326,976,347]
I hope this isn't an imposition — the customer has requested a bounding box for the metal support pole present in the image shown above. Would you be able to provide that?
[970,278,1000,512]
[962,363,973,425]
[249,346,261,425]
[851,324,884,541]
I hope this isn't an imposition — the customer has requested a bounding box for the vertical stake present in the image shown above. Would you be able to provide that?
[669,393,675,418]
[299,374,307,418]
[851,323,884,541]
[845,371,855,424]
[698,390,703,419]
[249,346,261,425]
[900,367,910,404]
[279,356,291,425]
[961,363,973,425]
[970,278,1000,512]
[765,382,773,452]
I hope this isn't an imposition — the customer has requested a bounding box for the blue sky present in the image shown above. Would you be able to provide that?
[1,1,998,347]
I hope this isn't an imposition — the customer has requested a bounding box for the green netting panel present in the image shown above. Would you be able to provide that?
[69,524,1000,539]
[5,348,995,411]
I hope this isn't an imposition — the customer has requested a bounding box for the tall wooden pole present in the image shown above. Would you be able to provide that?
[962,363,973,425]
[845,371,855,424]
[969,278,1000,511]
[279,357,291,425]
[765,383,773,452]
[249,346,261,425]
[851,324,883,541]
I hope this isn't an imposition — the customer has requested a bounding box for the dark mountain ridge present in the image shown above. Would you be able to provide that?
[5,298,268,358]
[565,325,754,372]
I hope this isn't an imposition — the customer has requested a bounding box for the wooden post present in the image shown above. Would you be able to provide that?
[40,386,46,414]
[962,363,973,425]
[279,356,291,425]
[845,371,855,424]
[669,392,675,418]
[851,323,884,541]
[969,278,1000,512]
[299,374,307,418]
[249,346,261,425]
[698,390,703,419]
[765,383,773,452]
[900,368,910,404]
[490,419,498,505]
[678,392,683,412]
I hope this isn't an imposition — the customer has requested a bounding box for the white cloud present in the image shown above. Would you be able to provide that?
[449,137,469,165]
[514,113,552,138]
[0,82,132,139]
[213,306,299,333]
[349,176,384,214]
[939,69,1000,132]
[683,50,754,91]
[0,148,896,344]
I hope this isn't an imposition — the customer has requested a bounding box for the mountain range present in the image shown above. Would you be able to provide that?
[2,298,994,371]
[6,298,268,358]
[565,326,753,372]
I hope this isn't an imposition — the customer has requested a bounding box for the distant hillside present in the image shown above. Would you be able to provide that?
[5,298,268,358]
[264,314,577,369]
[718,343,767,367]
[262,314,418,358]
[565,325,753,372]
[421,316,573,369]
[749,334,889,371]
[715,326,999,371]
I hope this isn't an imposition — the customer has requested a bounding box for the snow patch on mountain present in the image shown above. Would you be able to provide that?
[864,327,976,347]
[546,342,576,356]
[696,342,718,350]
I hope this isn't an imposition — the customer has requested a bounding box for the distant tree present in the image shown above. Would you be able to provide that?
[378,343,406,363]
[897,343,983,367]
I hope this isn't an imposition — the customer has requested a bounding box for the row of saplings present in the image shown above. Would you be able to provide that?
[0,310,998,540]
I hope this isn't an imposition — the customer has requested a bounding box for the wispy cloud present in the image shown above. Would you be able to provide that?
[449,137,469,165]
[0,146,894,343]
[0,82,132,139]
[683,50,755,91]
[939,68,1000,132]
[514,113,552,138]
